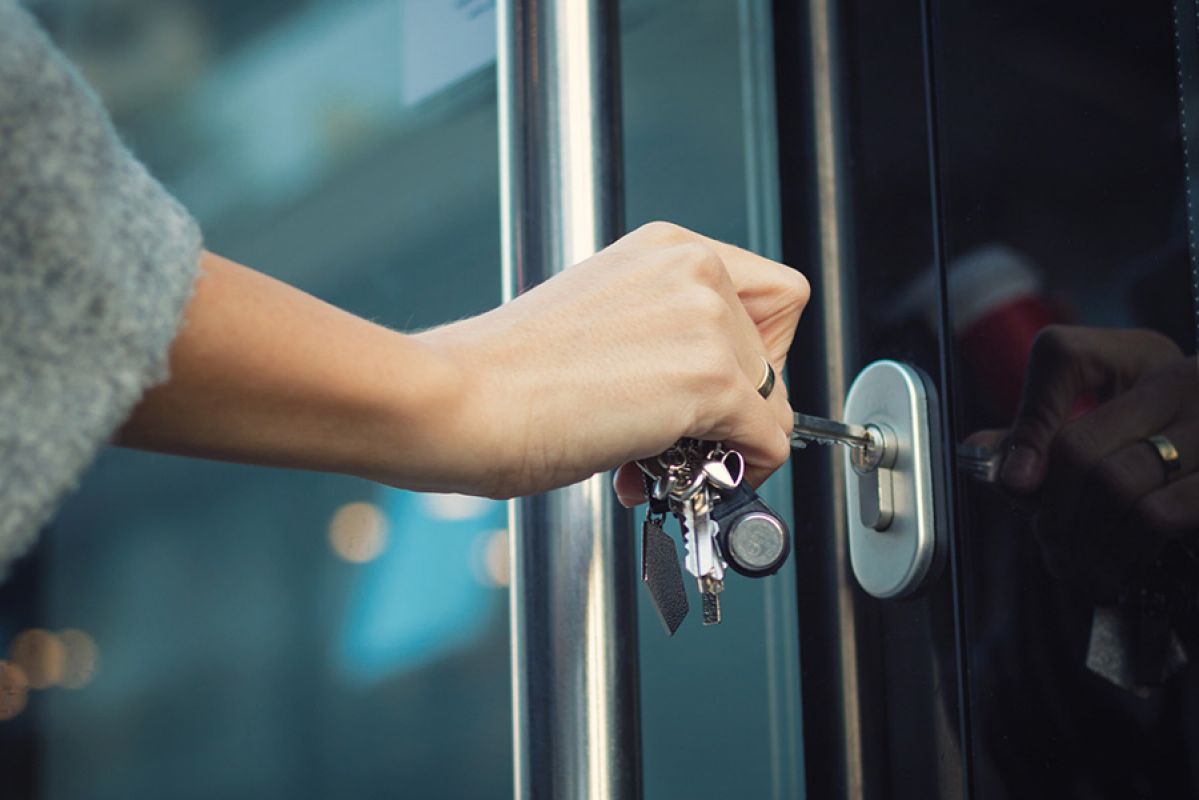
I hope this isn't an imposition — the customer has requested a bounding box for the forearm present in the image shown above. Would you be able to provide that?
[117,223,806,503]
[116,251,478,492]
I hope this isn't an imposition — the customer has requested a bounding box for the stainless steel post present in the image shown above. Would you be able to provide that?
[497,2,641,799]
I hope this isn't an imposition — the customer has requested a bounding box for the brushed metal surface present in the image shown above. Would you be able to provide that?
[498,1,641,798]
[843,360,941,599]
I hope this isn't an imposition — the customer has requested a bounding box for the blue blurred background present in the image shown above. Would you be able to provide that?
[0,1,804,797]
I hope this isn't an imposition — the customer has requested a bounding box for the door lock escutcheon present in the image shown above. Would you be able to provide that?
[842,360,945,599]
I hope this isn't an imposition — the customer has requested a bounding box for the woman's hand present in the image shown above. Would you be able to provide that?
[418,221,809,500]
[120,224,807,502]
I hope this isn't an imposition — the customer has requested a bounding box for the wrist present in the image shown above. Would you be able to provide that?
[390,319,516,497]
[343,324,484,495]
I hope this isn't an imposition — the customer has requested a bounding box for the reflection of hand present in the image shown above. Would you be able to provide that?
[986,325,1199,596]
[420,222,809,500]
[1001,325,1185,491]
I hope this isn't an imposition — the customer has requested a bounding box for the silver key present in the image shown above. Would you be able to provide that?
[680,491,722,580]
[791,410,1004,483]
[790,411,873,449]
[680,486,725,625]
[957,445,1002,483]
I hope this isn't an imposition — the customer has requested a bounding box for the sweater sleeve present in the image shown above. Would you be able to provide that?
[0,1,202,571]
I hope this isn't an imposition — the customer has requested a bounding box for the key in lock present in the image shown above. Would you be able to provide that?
[788,361,961,599]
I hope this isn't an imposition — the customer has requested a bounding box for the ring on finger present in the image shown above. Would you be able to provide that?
[756,357,776,400]
[1145,434,1183,482]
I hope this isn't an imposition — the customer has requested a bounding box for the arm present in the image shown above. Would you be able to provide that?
[0,3,806,574]
[118,223,809,500]
[114,251,476,494]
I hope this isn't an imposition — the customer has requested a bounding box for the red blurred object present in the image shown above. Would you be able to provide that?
[894,245,1079,418]
[959,294,1060,417]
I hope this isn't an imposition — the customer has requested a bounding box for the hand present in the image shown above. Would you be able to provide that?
[976,325,1199,597]
[418,221,809,500]
[999,325,1185,492]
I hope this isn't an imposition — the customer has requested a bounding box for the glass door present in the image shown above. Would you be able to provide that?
[926,1,1199,797]
[776,0,965,796]
[779,1,1198,797]
[1,2,805,798]
[621,1,805,797]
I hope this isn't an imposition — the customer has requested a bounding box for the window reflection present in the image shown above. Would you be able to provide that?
[927,1,1199,796]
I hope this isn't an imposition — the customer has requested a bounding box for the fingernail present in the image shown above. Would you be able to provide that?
[615,492,642,508]
[1001,445,1039,490]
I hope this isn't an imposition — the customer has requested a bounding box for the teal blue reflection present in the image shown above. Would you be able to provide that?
[338,490,506,682]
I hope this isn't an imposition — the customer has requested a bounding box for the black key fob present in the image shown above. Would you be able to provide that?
[711,483,791,578]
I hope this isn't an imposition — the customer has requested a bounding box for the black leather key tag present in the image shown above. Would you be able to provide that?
[642,515,690,635]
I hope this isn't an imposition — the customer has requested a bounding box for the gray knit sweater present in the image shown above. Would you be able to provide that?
[0,2,201,572]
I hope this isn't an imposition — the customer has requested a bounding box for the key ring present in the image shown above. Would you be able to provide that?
[670,469,709,503]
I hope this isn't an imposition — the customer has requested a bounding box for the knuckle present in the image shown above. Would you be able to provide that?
[763,430,790,470]
[686,284,731,325]
[1091,456,1139,504]
[774,400,794,433]
[636,219,688,243]
[782,269,811,310]
[677,242,724,286]
[1049,421,1099,469]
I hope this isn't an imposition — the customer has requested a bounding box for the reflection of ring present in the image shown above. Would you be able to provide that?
[1146,434,1182,481]
[756,358,776,400]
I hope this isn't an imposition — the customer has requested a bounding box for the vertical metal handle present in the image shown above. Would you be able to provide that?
[497,2,642,799]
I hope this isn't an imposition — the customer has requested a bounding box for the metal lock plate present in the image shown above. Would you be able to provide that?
[843,360,944,599]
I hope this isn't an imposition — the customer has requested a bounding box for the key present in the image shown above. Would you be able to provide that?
[681,487,725,625]
[791,410,1005,484]
[791,412,873,449]
[667,443,726,626]
[956,445,1001,483]
[636,438,790,632]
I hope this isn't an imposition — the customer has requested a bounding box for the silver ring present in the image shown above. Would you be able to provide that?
[756,358,776,400]
[1146,434,1182,482]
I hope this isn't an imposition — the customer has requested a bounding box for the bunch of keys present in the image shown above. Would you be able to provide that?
[638,414,1003,636]
[637,439,791,635]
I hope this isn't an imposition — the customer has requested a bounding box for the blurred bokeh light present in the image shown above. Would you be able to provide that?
[9,629,66,690]
[0,661,29,721]
[328,501,389,563]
